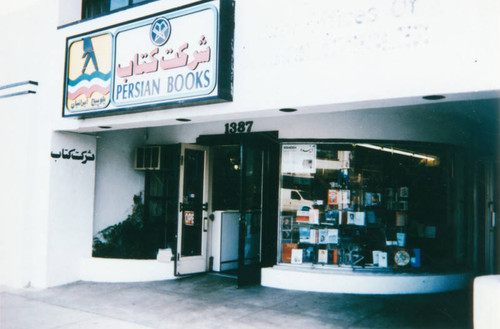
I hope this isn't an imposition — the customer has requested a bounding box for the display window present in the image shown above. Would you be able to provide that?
[278,142,468,272]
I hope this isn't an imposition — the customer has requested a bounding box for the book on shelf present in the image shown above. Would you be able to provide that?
[291,249,303,264]
[328,189,340,205]
[318,249,328,263]
[332,249,338,264]
[282,243,298,263]
[296,210,310,223]
[318,229,328,244]
[327,189,340,206]
[304,246,315,262]
[396,232,406,247]
[341,190,350,205]
[395,212,407,226]
[372,250,381,265]
[411,248,421,267]
[378,251,388,267]
[309,209,319,224]
[327,229,339,244]
[339,211,348,225]
[299,226,311,243]
[347,211,366,226]
[309,229,319,244]
[365,192,382,206]
[325,209,339,222]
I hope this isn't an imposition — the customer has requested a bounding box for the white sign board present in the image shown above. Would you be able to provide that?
[63,0,233,117]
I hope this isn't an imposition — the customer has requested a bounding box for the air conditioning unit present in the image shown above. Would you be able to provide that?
[135,146,161,170]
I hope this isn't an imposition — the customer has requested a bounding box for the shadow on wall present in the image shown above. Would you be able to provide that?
[92,193,162,259]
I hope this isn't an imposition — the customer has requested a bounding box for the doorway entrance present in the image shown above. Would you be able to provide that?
[142,133,279,286]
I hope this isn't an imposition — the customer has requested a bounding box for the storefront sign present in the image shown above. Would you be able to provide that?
[50,148,96,164]
[63,0,233,117]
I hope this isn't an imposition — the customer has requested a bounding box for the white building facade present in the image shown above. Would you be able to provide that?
[0,0,498,293]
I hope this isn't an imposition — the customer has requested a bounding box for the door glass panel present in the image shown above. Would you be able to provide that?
[212,146,240,210]
[242,146,262,265]
[239,145,263,285]
[181,149,205,256]
[243,211,261,265]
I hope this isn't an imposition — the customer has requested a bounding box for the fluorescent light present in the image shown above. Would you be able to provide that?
[357,143,382,150]
[411,154,436,161]
[356,144,436,162]
[384,148,413,157]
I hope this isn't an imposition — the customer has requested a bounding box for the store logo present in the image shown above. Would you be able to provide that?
[150,17,171,46]
[65,33,112,112]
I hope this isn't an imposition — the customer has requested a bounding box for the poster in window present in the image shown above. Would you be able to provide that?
[184,211,195,226]
[281,144,317,174]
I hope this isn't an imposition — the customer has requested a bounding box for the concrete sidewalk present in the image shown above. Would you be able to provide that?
[0,274,472,329]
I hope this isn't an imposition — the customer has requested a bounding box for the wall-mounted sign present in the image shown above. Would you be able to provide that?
[63,0,233,117]
[50,148,96,164]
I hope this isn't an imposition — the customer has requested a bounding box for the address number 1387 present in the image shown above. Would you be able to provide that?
[224,121,253,134]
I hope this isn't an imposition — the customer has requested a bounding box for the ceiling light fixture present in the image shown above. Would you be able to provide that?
[279,108,297,113]
[98,126,112,129]
[176,118,191,122]
[422,95,445,101]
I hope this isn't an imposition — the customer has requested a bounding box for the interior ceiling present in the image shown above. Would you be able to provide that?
[384,98,498,134]
[368,97,499,154]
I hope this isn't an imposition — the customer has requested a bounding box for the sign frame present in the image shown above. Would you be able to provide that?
[62,0,234,118]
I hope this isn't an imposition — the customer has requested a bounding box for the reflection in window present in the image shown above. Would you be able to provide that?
[278,142,468,273]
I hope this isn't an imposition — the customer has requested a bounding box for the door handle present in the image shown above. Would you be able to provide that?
[203,217,208,232]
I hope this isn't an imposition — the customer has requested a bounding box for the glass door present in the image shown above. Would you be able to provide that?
[196,131,280,286]
[176,144,209,275]
[238,144,264,286]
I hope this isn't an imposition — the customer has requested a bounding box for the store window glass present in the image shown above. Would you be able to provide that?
[278,142,468,273]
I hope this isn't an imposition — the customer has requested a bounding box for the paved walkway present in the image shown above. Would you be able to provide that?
[1,274,472,329]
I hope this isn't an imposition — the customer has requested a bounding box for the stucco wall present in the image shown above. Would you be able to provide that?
[46,132,97,286]
[52,0,499,132]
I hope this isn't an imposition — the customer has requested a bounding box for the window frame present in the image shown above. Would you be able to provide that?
[81,0,157,20]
